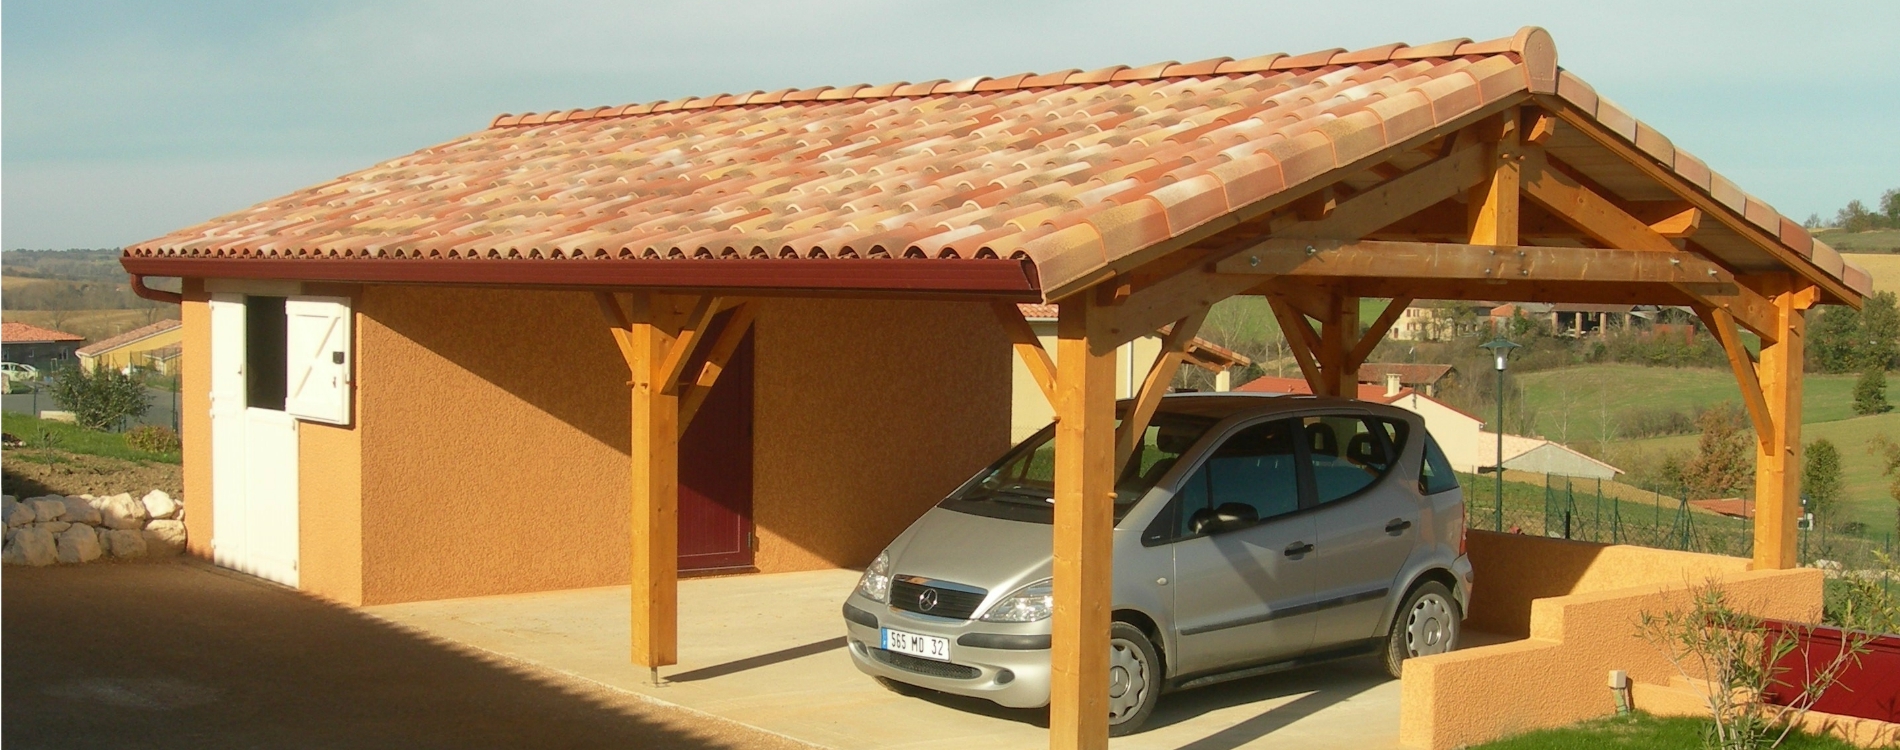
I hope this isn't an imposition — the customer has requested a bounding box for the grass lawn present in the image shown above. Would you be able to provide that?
[1515,364,1862,445]
[1620,412,1900,539]
[1,411,180,464]
[1470,711,1858,750]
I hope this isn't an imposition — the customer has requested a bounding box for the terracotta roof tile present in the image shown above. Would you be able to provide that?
[1842,260,1874,297]
[125,27,1861,304]
[1,322,83,343]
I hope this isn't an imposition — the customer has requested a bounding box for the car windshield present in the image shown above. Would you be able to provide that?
[939,410,1220,525]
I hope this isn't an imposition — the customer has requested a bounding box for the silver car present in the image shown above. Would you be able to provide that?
[843,393,1472,735]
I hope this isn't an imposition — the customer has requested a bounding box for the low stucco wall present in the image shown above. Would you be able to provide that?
[1401,532,1821,750]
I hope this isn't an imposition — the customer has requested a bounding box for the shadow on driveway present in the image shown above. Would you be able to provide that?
[2,561,811,750]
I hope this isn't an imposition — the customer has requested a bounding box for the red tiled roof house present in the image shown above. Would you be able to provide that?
[121,28,1867,750]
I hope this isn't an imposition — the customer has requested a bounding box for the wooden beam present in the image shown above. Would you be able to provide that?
[993,302,1061,407]
[657,296,720,396]
[1267,276,1712,307]
[1538,102,1858,308]
[1524,110,1558,146]
[1751,276,1814,571]
[1514,151,1782,341]
[1267,296,1324,389]
[1350,296,1414,370]
[1651,207,1702,239]
[1114,308,1208,473]
[1692,303,1773,453]
[1467,109,1521,247]
[1049,294,1117,750]
[1214,238,1743,286]
[1097,136,1494,347]
[677,303,757,435]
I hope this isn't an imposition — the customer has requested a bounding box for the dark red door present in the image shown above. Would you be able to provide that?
[678,329,754,571]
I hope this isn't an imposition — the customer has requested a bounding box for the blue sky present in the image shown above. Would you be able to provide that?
[4,0,1896,250]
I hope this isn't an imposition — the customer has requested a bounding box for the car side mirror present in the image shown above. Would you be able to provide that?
[1189,503,1260,535]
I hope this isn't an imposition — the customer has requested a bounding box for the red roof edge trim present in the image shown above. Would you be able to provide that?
[120,257,1042,297]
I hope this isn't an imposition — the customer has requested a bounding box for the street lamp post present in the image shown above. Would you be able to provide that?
[1479,336,1521,532]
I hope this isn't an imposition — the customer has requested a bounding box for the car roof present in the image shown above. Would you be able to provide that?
[1143,392,1406,421]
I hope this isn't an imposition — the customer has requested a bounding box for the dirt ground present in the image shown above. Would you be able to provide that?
[2,561,815,750]
[1,448,183,498]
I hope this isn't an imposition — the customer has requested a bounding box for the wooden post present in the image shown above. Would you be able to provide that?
[1049,293,1116,750]
[1468,109,1521,248]
[1752,277,1813,570]
[598,291,686,684]
[1317,292,1359,397]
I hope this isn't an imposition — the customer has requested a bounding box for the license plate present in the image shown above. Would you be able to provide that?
[881,628,951,662]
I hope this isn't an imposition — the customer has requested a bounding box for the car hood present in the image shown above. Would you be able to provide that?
[888,507,1053,601]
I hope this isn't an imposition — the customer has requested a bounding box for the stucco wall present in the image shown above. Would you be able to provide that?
[346,287,1010,604]
[752,297,1012,571]
[1400,532,1818,750]
[180,280,213,559]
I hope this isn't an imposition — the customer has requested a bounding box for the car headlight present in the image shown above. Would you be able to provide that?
[980,578,1054,623]
[857,551,893,604]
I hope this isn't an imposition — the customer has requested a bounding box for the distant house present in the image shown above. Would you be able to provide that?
[1393,301,1495,341]
[1490,302,1660,337]
[1481,432,1623,480]
[0,322,84,374]
[1357,363,1455,397]
[77,319,184,374]
[1010,304,1250,442]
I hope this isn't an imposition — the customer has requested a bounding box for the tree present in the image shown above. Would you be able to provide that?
[1681,405,1751,500]
[1883,188,1900,228]
[1856,368,1891,416]
[1802,438,1843,523]
[46,366,148,431]
[1868,435,1900,539]
[1808,291,1899,374]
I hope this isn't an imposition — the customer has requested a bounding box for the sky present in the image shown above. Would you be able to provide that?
[4,0,1896,251]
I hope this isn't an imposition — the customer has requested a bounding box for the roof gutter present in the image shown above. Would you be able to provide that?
[129,274,183,305]
[119,257,1042,299]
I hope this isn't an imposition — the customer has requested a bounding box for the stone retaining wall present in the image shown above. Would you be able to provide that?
[2,491,186,566]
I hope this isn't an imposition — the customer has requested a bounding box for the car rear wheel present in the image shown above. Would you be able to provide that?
[1106,622,1160,736]
[1383,580,1460,678]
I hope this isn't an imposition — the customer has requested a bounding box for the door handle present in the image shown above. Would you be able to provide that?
[1284,541,1314,558]
[1385,518,1413,535]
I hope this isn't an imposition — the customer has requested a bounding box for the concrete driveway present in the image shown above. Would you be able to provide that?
[2,562,811,750]
[367,569,1404,750]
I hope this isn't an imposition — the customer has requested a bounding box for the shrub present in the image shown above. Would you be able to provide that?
[1618,405,1698,439]
[46,366,148,431]
[1853,368,1890,416]
[125,425,180,454]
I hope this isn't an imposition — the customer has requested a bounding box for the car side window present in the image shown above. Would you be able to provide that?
[1303,415,1394,505]
[1171,419,1302,538]
[1419,433,1460,495]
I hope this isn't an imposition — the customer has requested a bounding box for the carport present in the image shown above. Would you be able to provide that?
[124,27,1868,750]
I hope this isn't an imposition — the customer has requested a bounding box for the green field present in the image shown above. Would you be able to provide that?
[1816,228,1900,253]
[1623,412,1900,538]
[1515,364,1863,445]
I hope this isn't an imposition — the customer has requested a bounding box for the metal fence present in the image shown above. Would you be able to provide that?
[1530,473,1895,572]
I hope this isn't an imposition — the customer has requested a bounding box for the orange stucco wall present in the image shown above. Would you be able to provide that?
[176,283,1010,606]
[343,287,1009,604]
[179,280,213,558]
[1400,531,1822,750]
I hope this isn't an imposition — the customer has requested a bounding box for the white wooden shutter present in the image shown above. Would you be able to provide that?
[284,297,352,425]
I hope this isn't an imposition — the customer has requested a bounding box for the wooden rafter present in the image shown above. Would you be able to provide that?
[1113,308,1209,473]
[1350,296,1415,370]
[992,301,1061,408]
[677,303,757,435]
[1537,103,1857,308]
[1266,296,1323,387]
[1692,303,1773,453]
[657,296,721,396]
[1519,148,1780,341]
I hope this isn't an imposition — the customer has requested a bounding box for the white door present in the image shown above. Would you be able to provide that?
[208,294,301,587]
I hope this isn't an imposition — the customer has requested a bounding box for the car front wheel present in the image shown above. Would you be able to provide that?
[1383,580,1460,678]
[1106,622,1161,736]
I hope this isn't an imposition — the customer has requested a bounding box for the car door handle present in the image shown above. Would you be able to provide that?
[1385,518,1413,535]
[1284,541,1314,558]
